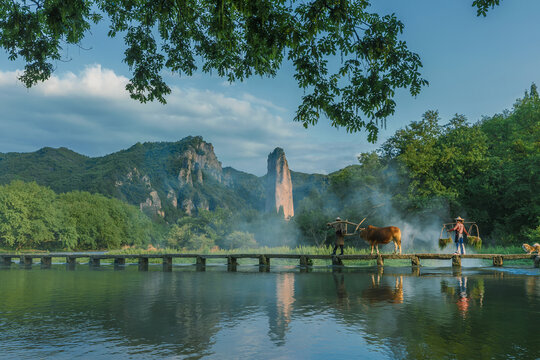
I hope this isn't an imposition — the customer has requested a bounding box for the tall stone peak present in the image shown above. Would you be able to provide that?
[265,147,294,219]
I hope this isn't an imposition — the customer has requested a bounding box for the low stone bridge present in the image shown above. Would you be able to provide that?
[1,253,539,270]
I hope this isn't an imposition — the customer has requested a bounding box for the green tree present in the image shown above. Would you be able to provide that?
[166,215,217,250]
[58,190,152,249]
[294,189,330,246]
[380,110,445,211]
[465,86,540,243]
[0,181,62,249]
[1,1,501,139]
[222,231,257,249]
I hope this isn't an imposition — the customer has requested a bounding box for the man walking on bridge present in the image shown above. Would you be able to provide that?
[327,217,356,256]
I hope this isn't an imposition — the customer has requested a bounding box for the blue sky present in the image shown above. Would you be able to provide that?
[1,1,539,175]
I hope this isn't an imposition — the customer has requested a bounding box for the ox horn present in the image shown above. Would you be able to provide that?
[355,217,367,232]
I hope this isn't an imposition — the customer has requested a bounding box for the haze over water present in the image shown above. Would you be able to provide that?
[0,264,539,359]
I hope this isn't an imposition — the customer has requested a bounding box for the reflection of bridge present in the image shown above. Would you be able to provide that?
[1,253,539,269]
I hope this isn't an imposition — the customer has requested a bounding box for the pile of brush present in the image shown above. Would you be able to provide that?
[467,236,482,250]
[439,237,452,250]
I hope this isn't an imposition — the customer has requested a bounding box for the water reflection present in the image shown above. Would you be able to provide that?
[361,272,404,305]
[0,265,538,359]
[441,276,485,318]
[269,273,295,345]
[333,273,349,308]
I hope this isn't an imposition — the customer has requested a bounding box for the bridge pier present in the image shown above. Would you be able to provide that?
[66,256,76,270]
[196,256,206,266]
[227,256,238,266]
[113,257,125,270]
[535,256,540,268]
[299,256,312,267]
[1,256,11,266]
[20,256,33,266]
[493,256,503,267]
[377,255,384,267]
[41,256,52,268]
[259,255,270,267]
[196,256,206,271]
[332,256,343,266]
[452,255,461,267]
[89,257,100,267]
[411,256,420,267]
[138,257,149,271]
[162,256,173,271]
[227,256,238,272]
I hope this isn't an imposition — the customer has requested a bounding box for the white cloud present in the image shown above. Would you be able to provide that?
[0,65,373,175]
[36,64,129,99]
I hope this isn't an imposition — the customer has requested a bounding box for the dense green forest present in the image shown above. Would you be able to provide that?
[0,86,538,251]
[295,85,540,247]
[0,181,155,250]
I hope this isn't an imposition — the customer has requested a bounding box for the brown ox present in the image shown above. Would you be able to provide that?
[359,225,402,255]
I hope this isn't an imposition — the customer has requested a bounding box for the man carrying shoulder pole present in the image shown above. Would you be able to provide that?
[448,216,469,255]
[327,217,357,255]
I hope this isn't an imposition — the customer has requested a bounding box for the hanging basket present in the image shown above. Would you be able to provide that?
[466,223,482,250]
[438,225,452,249]
[439,236,452,250]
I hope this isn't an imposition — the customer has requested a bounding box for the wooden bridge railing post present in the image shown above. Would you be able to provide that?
[452,255,461,267]
[493,256,503,267]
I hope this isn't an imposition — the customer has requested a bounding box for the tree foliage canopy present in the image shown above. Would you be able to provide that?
[0,0,499,140]
[0,181,153,250]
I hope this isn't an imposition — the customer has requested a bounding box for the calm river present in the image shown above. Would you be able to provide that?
[0,263,539,359]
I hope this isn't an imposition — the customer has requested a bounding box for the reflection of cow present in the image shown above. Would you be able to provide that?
[358,225,402,255]
[361,275,404,304]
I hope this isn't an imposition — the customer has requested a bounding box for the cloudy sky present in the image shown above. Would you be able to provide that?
[1,1,540,175]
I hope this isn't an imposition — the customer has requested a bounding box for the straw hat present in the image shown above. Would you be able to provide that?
[455,216,464,222]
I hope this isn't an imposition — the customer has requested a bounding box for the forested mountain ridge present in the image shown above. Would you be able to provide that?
[0,136,325,223]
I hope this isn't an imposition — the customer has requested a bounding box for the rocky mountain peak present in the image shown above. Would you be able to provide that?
[265,147,294,219]
[177,138,223,186]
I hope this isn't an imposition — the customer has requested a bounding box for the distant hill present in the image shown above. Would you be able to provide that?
[0,136,329,221]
